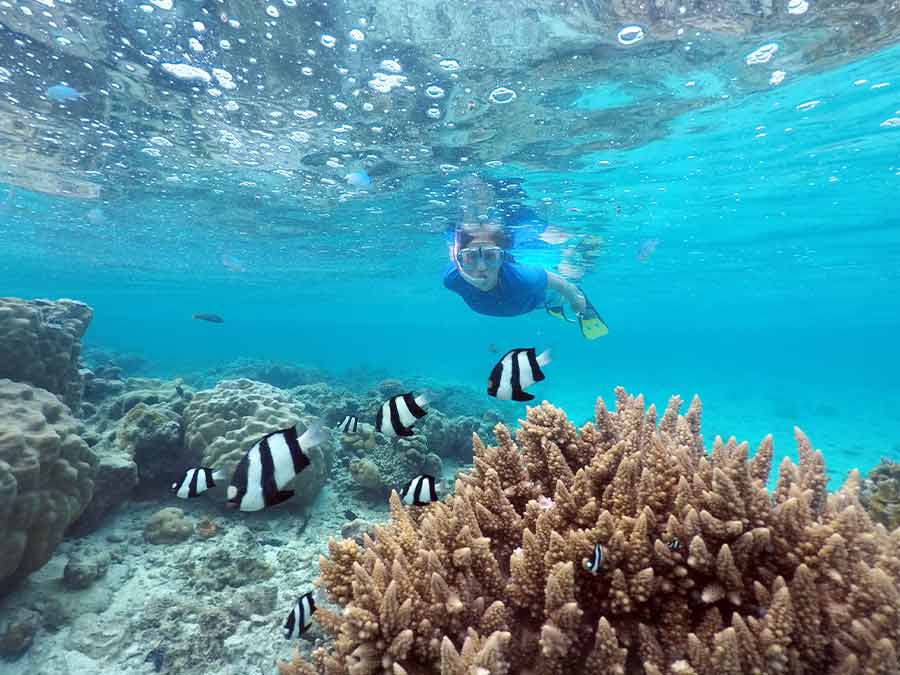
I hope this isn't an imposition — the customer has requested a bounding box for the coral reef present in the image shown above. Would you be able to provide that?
[74,377,194,532]
[189,358,330,390]
[344,435,443,498]
[279,387,900,675]
[115,401,184,482]
[81,346,148,377]
[0,379,98,593]
[183,379,333,506]
[143,507,194,544]
[0,297,93,411]
[861,458,900,531]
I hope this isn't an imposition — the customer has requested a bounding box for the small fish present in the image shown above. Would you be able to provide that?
[226,422,329,512]
[144,646,165,672]
[583,543,604,574]
[487,348,551,401]
[375,392,429,438]
[221,254,246,273]
[336,415,359,434]
[667,538,682,552]
[636,238,659,262]
[47,83,86,102]
[344,170,372,188]
[283,591,316,639]
[343,509,358,520]
[192,313,224,323]
[399,474,441,506]
[171,467,225,499]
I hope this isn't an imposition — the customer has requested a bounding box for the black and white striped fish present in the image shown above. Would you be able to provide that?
[283,591,316,639]
[336,415,359,434]
[226,422,328,512]
[171,467,225,499]
[375,392,429,437]
[487,348,551,401]
[399,474,441,506]
[583,543,604,574]
[667,538,682,552]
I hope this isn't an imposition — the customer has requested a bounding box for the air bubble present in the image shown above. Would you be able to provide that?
[426,85,445,98]
[349,29,364,41]
[321,35,336,48]
[745,43,778,65]
[488,87,516,104]
[617,25,644,45]
[266,5,279,17]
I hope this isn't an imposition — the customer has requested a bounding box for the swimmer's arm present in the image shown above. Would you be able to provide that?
[547,271,587,314]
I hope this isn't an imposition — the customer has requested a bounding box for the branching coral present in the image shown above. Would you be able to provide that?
[278,387,900,675]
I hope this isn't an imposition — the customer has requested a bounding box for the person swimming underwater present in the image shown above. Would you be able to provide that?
[442,218,608,339]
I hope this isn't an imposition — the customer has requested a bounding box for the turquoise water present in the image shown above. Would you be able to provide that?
[3,34,899,488]
[2,3,900,672]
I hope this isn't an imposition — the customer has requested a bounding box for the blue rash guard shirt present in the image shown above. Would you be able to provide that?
[443,260,548,317]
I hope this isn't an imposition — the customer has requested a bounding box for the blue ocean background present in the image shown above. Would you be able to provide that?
[2,38,899,492]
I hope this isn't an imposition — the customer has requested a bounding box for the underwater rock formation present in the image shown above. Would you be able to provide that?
[279,387,900,675]
[75,377,195,532]
[861,458,900,531]
[115,401,184,483]
[0,297,93,411]
[0,379,98,593]
[143,507,194,545]
[183,379,333,506]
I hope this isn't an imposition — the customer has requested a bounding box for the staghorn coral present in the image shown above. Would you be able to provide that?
[279,387,900,675]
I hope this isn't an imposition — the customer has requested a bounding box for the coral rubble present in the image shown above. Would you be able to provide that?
[279,387,900,675]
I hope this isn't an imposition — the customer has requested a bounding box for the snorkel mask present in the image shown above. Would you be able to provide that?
[455,245,505,271]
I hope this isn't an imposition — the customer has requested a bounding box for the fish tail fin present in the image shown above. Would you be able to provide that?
[299,419,329,449]
[536,349,552,367]
[414,390,432,408]
[212,469,226,481]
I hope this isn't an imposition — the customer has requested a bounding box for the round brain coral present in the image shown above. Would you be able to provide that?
[183,379,332,506]
[280,387,900,675]
[0,379,97,593]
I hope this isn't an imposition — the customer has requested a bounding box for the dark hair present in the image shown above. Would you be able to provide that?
[456,224,513,250]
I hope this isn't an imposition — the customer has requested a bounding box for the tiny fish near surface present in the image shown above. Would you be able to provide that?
[47,83,86,101]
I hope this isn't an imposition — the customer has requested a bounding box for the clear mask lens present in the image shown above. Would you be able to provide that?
[457,246,504,270]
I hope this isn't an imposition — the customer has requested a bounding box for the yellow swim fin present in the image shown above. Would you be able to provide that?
[545,303,573,323]
[577,289,608,340]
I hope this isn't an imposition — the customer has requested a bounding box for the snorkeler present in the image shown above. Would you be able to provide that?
[442,175,607,339]
[443,219,608,339]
